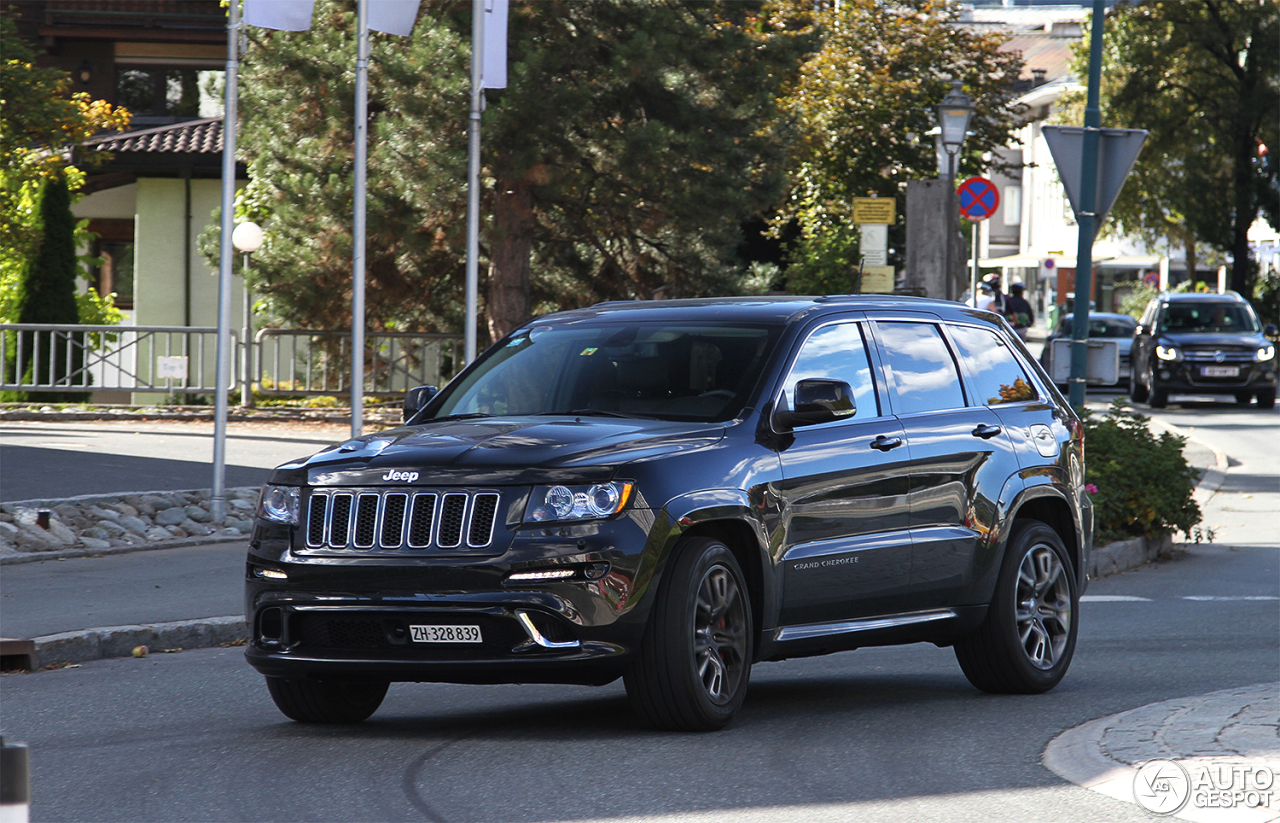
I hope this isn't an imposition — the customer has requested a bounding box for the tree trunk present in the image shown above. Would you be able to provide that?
[486,178,534,341]
[1185,237,1196,289]
[1230,125,1254,296]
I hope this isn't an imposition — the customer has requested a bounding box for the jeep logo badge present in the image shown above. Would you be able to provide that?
[382,470,420,482]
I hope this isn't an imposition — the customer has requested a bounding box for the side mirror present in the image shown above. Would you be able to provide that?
[403,385,439,422]
[773,379,856,430]
[1264,324,1278,338]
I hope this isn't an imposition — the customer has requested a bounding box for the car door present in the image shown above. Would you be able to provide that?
[774,319,913,626]
[871,319,1020,611]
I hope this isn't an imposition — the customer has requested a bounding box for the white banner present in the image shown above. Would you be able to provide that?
[243,0,316,31]
[482,0,508,89]
[369,0,422,36]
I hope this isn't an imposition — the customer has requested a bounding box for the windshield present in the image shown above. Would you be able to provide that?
[1061,315,1137,338]
[431,322,780,422]
[1159,303,1261,334]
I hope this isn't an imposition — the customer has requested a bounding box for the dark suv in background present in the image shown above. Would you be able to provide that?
[246,296,1091,731]
[1130,291,1277,409]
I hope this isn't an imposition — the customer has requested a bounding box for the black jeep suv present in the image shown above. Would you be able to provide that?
[1130,291,1278,409]
[246,296,1091,731]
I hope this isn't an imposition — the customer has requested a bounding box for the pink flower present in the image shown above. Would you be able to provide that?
[1085,484,1098,494]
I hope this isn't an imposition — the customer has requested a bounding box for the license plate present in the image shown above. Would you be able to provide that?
[410,624,483,643]
[1201,366,1239,377]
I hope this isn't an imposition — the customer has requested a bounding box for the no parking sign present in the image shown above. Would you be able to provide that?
[957,177,999,222]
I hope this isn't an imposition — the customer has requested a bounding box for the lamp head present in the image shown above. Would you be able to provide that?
[232,221,264,253]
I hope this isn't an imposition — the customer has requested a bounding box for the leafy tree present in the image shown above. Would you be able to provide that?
[1066,0,1279,295]
[210,0,804,341]
[1,14,130,324]
[772,0,1025,293]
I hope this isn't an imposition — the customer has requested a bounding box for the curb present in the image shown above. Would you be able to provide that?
[11,617,247,671]
[0,534,246,566]
[1044,684,1280,823]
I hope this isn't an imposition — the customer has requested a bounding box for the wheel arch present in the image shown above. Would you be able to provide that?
[1009,491,1084,587]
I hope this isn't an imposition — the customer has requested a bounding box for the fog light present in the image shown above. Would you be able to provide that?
[258,607,283,642]
[1160,370,1171,380]
[252,567,288,580]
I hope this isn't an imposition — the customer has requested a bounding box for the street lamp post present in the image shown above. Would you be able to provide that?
[937,80,973,303]
[231,221,264,409]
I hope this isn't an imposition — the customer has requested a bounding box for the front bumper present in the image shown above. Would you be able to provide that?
[243,513,660,685]
[1150,359,1277,393]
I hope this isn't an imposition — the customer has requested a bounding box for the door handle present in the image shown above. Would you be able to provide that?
[972,423,1003,439]
[871,435,903,451]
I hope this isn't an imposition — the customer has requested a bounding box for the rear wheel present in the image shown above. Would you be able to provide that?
[265,677,389,723]
[955,520,1078,694]
[1258,388,1276,410]
[624,537,752,731]
[1129,366,1149,403]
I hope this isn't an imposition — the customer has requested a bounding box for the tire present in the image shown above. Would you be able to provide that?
[1235,391,1254,406]
[1148,381,1168,408]
[1129,367,1148,403]
[265,677,389,723]
[1258,388,1277,410]
[954,521,1079,694]
[624,537,753,731]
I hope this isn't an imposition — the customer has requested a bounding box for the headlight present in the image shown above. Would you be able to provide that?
[1155,344,1180,361]
[524,482,634,523]
[257,485,300,525]
[1257,344,1275,362]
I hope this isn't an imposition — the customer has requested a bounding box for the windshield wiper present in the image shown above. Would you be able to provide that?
[426,412,495,423]
[539,409,649,419]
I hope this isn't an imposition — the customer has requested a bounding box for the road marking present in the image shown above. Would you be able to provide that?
[1081,595,1153,602]
[1181,595,1280,601]
[1081,595,1279,602]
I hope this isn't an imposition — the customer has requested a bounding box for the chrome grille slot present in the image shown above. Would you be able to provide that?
[301,489,502,554]
[381,493,408,548]
[438,494,468,548]
[468,493,499,547]
[407,493,437,548]
[328,494,354,548]
[353,493,379,549]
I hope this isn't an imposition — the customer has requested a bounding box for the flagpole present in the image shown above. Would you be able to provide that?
[464,0,484,365]
[212,0,240,523]
[351,0,369,437]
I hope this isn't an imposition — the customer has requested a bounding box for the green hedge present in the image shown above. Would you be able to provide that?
[1084,402,1202,543]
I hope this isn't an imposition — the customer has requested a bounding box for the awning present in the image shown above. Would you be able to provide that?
[979,253,1162,269]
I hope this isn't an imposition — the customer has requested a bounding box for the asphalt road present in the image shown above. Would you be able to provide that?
[0,421,346,501]
[2,539,1275,823]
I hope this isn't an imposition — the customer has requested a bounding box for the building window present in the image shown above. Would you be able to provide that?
[1003,186,1021,226]
[88,219,135,310]
[116,66,223,122]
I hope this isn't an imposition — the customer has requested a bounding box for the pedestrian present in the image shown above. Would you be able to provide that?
[979,274,1004,315]
[1005,282,1035,341]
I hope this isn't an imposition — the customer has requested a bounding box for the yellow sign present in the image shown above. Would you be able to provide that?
[853,198,896,224]
[860,266,895,293]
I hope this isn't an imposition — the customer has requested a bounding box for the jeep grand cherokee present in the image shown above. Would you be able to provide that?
[246,296,1091,731]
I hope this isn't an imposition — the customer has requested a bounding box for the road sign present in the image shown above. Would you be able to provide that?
[1042,126,1147,234]
[957,177,999,221]
[853,198,896,224]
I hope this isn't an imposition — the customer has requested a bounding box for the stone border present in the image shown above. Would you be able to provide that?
[30,616,247,669]
[1088,533,1175,579]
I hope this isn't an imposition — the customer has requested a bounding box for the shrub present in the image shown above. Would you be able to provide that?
[1083,401,1202,543]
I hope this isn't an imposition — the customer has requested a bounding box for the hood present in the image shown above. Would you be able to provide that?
[269,416,726,487]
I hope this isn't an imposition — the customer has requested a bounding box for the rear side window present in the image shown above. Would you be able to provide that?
[875,321,965,415]
[784,322,879,420]
[947,324,1037,406]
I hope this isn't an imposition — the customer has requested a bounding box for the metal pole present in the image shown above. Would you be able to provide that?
[212,0,240,523]
[946,149,957,302]
[351,0,369,438]
[970,221,979,306]
[464,0,484,365]
[1069,0,1105,409]
[1,736,30,823]
[241,253,253,408]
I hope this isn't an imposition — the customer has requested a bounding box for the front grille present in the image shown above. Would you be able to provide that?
[304,489,502,553]
[1182,347,1254,363]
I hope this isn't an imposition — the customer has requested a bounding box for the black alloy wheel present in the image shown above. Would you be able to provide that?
[954,520,1079,694]
[624,537,753,731]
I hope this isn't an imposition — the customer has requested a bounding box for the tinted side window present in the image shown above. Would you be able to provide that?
[948,324,1037,406]
[876,322,965,415]
[784,322,879,420]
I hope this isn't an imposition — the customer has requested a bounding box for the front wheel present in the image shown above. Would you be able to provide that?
[954,521,1079,694]
[624,537,753,731]
[265,677,389,723]
[1149,381,1169,408]
[1257,387,1276,410]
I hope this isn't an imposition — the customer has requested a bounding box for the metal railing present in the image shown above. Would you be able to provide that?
[0,324,233,393]
[256,329,463,397]
[0,325,462,399]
